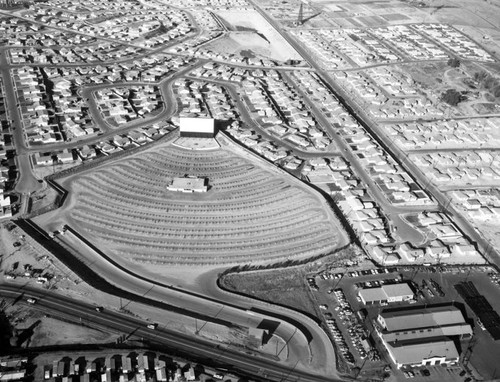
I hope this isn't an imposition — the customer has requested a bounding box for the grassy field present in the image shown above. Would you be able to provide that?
[221,267,318,317]
[219,246,359,318]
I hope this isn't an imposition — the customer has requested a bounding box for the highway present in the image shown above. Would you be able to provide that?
[15,219,340,380]
[0,283,342,382]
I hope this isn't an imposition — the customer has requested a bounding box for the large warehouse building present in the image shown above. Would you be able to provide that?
[179,117,216,138]
[376,305,472,369]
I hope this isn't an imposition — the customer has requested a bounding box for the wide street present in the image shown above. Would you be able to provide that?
[0,48,42,195]
[247,0,500,268]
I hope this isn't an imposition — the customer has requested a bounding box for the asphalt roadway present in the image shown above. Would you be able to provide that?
[0,284,343,382]
[0,47,42,195]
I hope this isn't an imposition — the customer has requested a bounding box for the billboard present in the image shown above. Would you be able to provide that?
[179,117,215,134]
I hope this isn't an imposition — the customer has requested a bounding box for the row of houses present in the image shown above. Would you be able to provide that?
[333,70,444,120]
[22,1,192,50]
[291,28,396,69]
[0,82,13,219]
[32,122,174,169]
[386,117,500,151]
[95,85,162,126]
[43,353,201,382]
[0,357,27,382]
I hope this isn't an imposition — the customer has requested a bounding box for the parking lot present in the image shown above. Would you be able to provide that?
[309,265,500,381]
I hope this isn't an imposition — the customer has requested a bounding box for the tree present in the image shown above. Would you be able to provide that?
[441,89,465,106]
[447,57,461,68]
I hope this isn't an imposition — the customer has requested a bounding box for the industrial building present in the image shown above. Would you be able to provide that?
[376,305,472,369]
[385,338,459,369]
[179,117,215,138]
[358,282,414,305]
[378,305,470,332]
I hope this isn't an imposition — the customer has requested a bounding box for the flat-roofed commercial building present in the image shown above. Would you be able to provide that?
[358,282,414,305]
[167,177,208,193]
[179,117,215,138]
[385,338,459,369]
[376,305,471,369]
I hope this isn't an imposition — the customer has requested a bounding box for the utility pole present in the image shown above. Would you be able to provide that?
[296,3,304,26]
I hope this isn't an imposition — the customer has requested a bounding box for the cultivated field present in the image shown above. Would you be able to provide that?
[35,139,344,267]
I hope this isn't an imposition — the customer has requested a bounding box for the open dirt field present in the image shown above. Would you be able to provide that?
[33,139,344,272]
[403,60,500,117]
[205,32,281,61]
[0,299,115,350]
[214,9,302,62]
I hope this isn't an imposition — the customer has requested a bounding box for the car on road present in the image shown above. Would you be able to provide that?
[95,306,104,312]
[27,298,37,304]
[147,323,158,330]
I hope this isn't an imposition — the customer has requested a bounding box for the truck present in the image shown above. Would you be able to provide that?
[27,298,37,304]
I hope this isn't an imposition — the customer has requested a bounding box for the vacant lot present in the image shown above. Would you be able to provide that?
[215,9,302,62]
[221,267,318,317]
[1,301,114,349]
[219,246,360,318]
